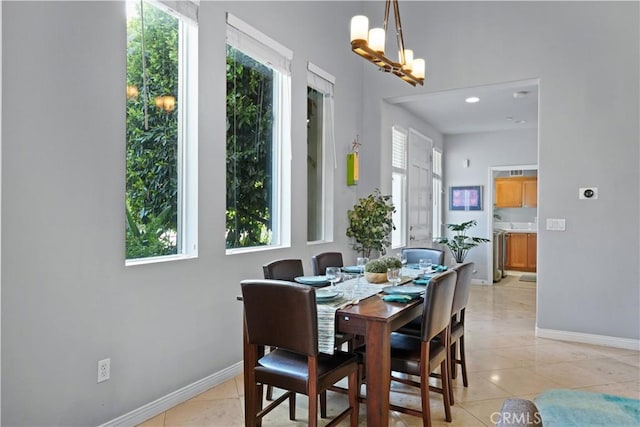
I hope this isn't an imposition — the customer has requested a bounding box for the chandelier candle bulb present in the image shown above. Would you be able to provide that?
[368,28,386,53]
[402,49,413,70]
[349,0,424,86]
[350,15,369,42]
[412,58,425,79]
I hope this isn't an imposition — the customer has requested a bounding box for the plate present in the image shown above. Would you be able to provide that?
[342,265,363,274]
[382,285,426,296]
[295,276,329,286]
[315,289,341,301]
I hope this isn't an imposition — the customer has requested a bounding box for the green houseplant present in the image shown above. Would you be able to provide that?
[434,220,490,263]
[346,189,395,258]
[364,256,402,283]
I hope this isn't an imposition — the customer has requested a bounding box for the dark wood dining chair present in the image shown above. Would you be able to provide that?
[310,251,358,358]
[262,258,305,402]
[402,247,445,265]
[448,261,475,403]
[395,249,446,337]
[359,270,457,426]
[262,257,352,411]
[394,262,475,406]
[311,252,344,275]
[262,258,304,282]
[241,279,359,427]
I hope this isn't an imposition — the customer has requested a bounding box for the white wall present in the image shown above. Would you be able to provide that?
[2,1,638,425]
[1,1,367,425]
[0,1,3,422]
[358,1,639,344]
[444,129,538,282]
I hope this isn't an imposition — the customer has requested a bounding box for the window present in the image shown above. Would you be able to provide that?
[306,63,335,243]
[391,126,408,248]
[226,14,292,251]
[432,148,443,238]
[125,0,198,263]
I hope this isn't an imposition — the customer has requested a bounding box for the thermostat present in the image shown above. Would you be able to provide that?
[579,187,598,199]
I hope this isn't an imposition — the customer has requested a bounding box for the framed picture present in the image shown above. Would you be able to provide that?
[449,185,483,211]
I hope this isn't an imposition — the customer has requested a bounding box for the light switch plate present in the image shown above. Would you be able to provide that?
[546,218,566,231]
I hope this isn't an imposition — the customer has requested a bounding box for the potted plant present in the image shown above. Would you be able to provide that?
[346,189,395,258]
[364,256,402,283]
[434,220,490,263]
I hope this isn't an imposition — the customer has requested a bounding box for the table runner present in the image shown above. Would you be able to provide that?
[316,276,413,354]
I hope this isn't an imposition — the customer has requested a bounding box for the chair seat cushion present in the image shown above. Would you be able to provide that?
[395,317,422,337]
[255,349,359,394]
[389,332,447,376]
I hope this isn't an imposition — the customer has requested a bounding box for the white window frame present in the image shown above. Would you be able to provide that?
[126,0,199,266]
[432,148,443,239]
[391,125,408,249]
[306,62,335,244]
[225,14,292,255]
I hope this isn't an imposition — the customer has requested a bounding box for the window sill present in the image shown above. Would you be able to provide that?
[125,253,197,267]
[225,244,291,256]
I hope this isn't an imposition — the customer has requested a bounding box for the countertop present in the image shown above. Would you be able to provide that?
[494,222,537,233]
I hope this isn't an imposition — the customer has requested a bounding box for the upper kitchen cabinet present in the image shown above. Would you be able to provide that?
[495,177,538,208]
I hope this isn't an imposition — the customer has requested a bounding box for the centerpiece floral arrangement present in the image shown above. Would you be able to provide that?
[364,256,401,283]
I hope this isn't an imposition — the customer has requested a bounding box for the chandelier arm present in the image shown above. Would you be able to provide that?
[383,0,391,34]
[393,0,407,65]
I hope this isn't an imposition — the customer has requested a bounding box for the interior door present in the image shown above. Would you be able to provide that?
[407,130,432,247]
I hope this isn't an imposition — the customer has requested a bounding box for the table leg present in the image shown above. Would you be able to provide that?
[364,321,392,426]
[243,313,263,426]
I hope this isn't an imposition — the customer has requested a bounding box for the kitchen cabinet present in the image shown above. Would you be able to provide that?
[506,232,537,272]
[526,233,537,270]
[495,177,538,208]
[522,179,538,208]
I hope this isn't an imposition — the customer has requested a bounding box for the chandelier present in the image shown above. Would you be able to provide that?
[350,0,425,86]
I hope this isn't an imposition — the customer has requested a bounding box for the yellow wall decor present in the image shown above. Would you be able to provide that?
[347,152,359,185]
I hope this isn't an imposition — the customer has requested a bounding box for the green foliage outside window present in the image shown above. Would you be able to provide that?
[127,5,282,255]
[126,2,179,259]
[226,46,274,249]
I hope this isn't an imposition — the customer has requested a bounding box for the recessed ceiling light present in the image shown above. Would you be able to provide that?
[465,96,480,103]
[514,119,527,124]
[513,91,529,99]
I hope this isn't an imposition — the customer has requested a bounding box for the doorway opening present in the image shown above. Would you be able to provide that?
[486,165,538,286]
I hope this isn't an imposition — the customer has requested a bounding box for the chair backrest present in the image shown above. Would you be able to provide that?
[421,269,457,342]
[402,247,445,265]
[241,279,318,356]
[262,259,304,281]
[451,262,474,315]
[311,252,344,275]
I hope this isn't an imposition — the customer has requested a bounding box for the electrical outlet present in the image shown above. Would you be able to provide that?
[97,358,110,383]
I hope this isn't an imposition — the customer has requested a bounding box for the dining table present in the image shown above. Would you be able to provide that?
[240,267,440,426]
[333,275,424,426]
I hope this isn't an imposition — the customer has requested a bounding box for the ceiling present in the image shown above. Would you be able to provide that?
[388,80,539,135]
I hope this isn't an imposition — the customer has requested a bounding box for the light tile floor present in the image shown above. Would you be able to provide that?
[139,273,639,426]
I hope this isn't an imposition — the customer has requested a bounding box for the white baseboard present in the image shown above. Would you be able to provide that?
[99,361,244,427]
[536,327,640,351]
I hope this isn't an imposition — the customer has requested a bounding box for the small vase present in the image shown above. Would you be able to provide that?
[364,272,388,284]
